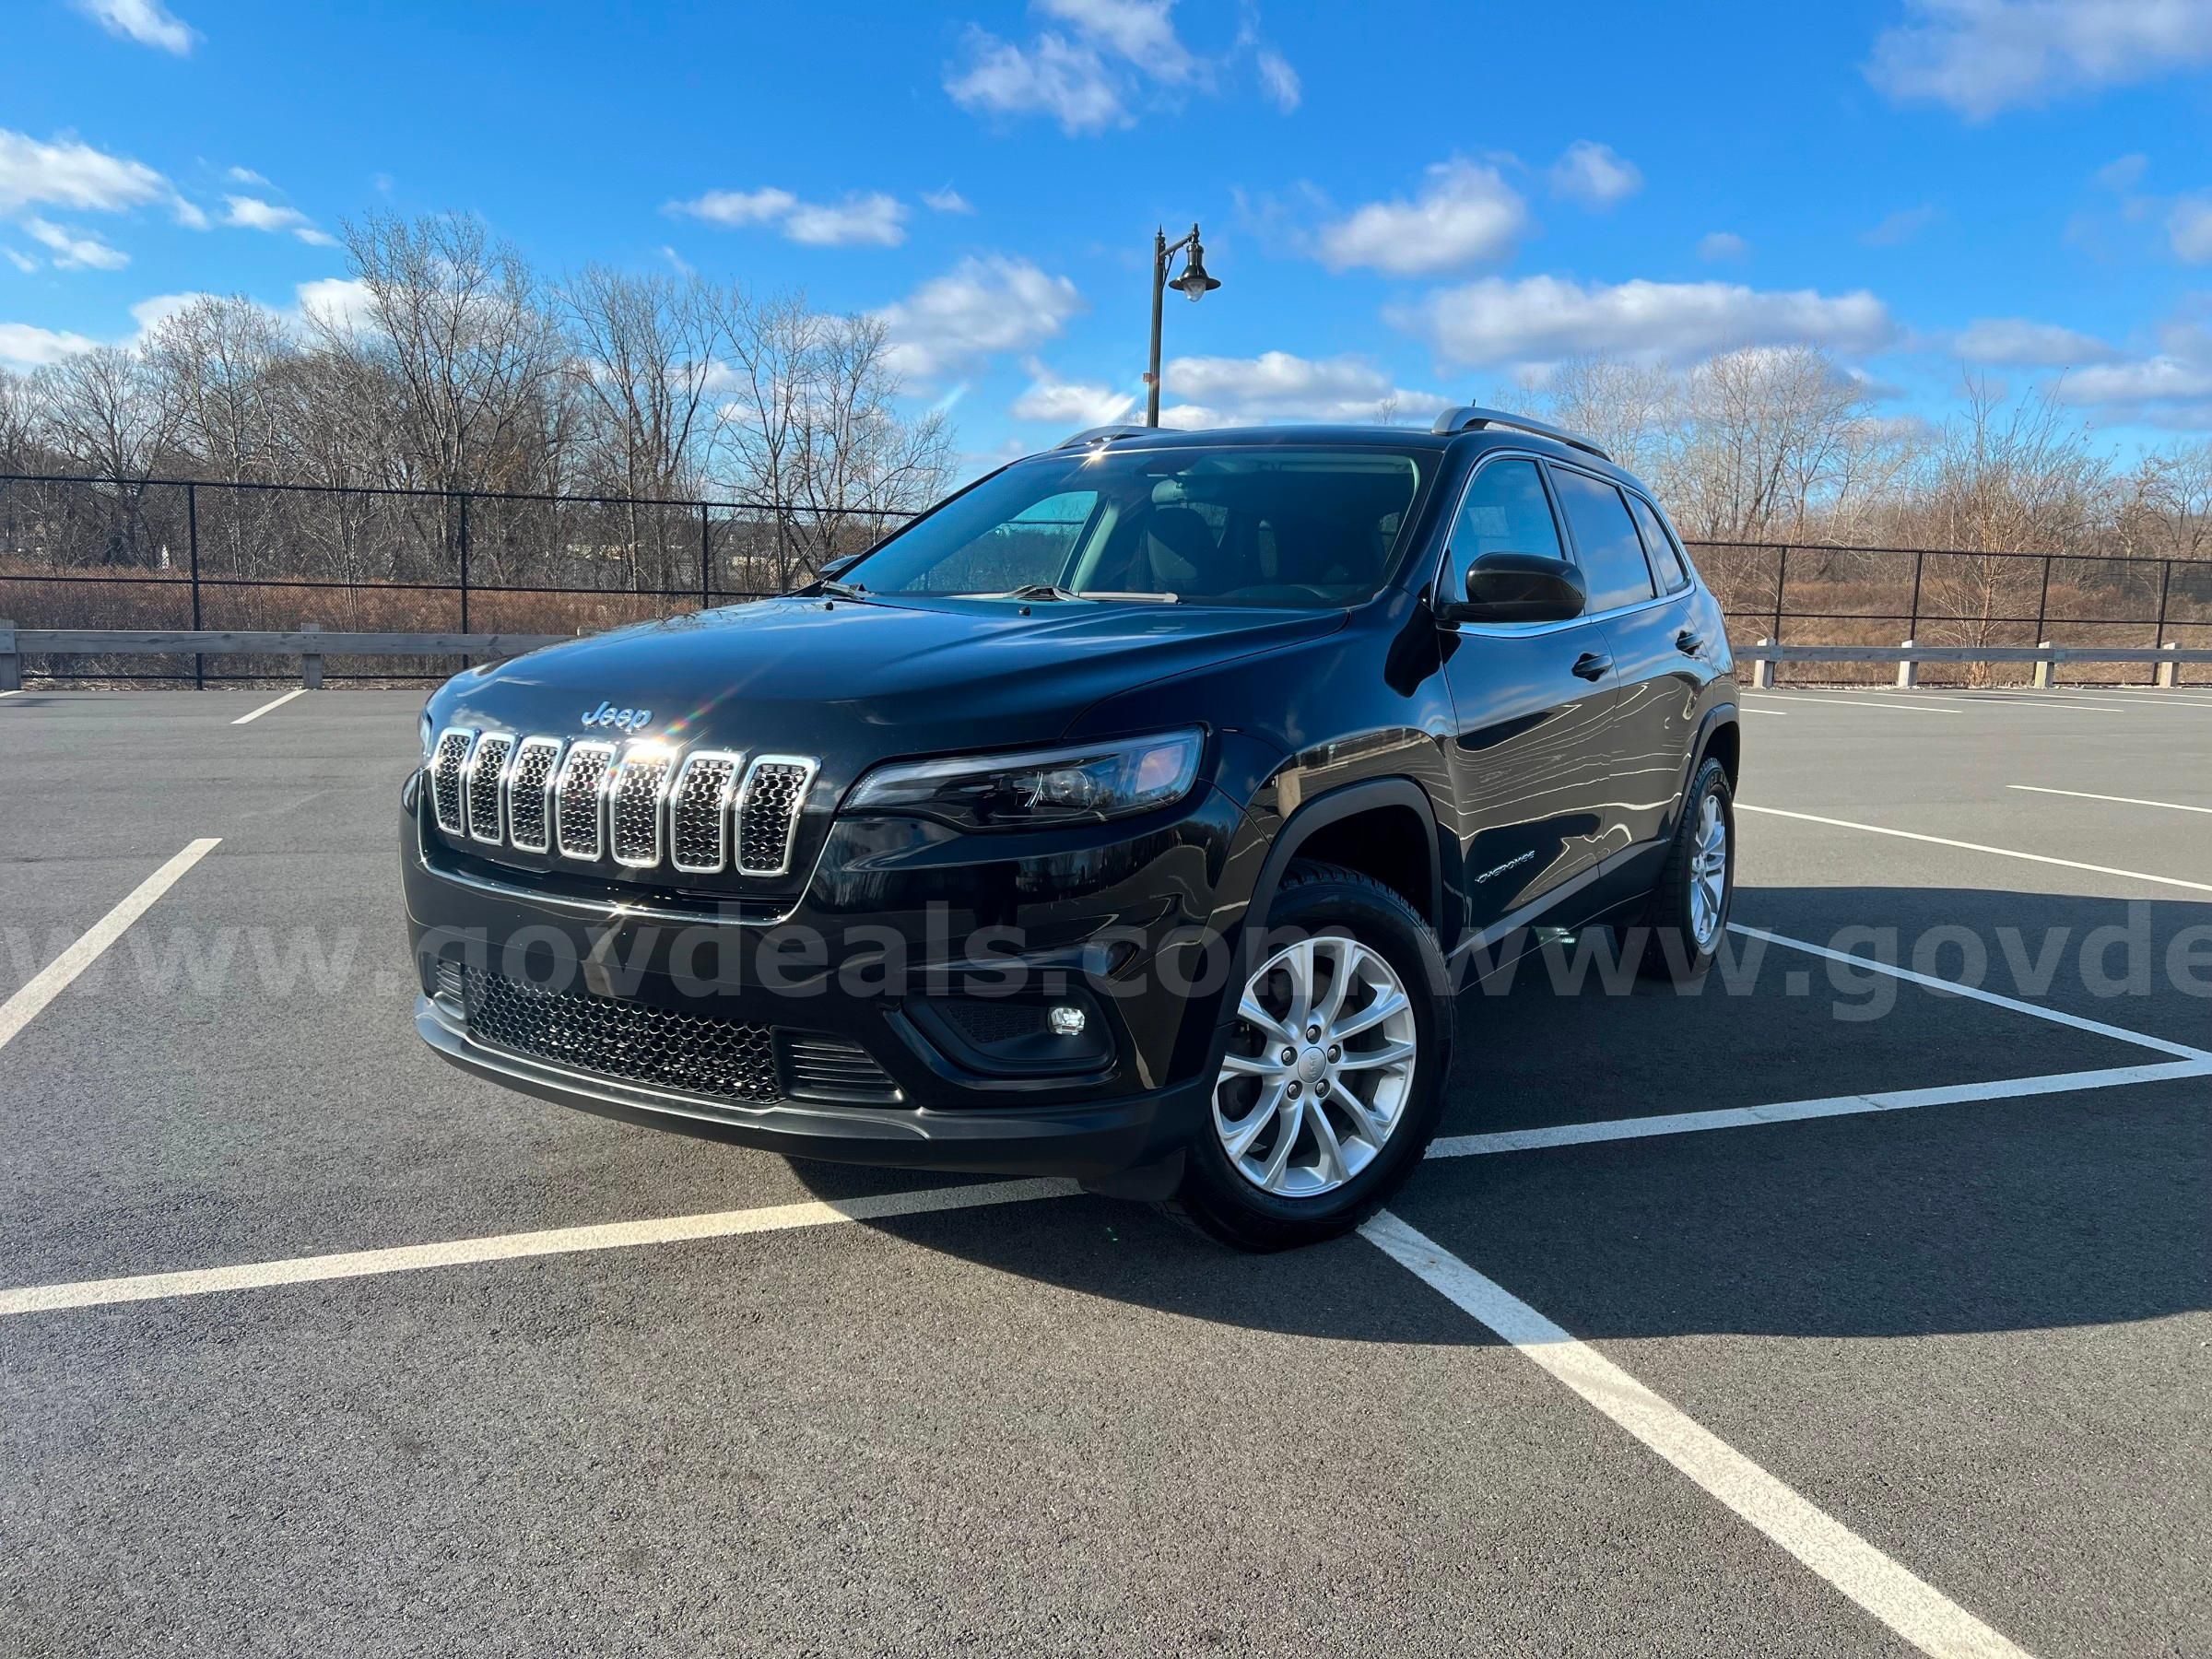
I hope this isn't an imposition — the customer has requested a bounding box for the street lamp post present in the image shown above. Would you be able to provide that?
[1145,222,1221,427]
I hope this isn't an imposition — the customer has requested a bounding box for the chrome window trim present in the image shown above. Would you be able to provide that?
[429,727,478,836]
[553,739,618,863]
[464,732,517,845]
[1428,448,1687,637]
[735,754,819,877]
[607,742,678,870]
[668,749,746,875]
[504,735,565,853]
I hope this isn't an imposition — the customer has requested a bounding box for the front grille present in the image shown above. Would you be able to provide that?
[554,741,617,861]
[429,729,476,834]
[462,967,782,1103]
[465,734,514,842]
[737,758,816,877]
[608,747,674,868]
[428,728,816,881]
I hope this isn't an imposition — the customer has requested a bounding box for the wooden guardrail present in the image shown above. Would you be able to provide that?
[0,622,570,690]
[1745,638,2212,689]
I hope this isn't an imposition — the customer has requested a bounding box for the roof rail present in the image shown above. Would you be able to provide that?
[1430,405,1611,461]
[1053,424,1156,451]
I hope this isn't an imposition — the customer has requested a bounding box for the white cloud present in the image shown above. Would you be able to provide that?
[2169,194,2212,262]
[2063,356,2212,405]
[948,0,1291,133]
[875,255,1085,382]
[1155,350,1452,427]
[73,0,196,54]
[23,217,128,270]
[1010,359,1137,425]
[295,276,377,334]
[1316,159,1526,276]
[127,289,217,336]
[947,29,1127,133]
[1392,275,1895,368]
[219,193,337,247]
[1039,0,1197,81]
[1254,48,1300,112]
[922,187,974,215]
[226,165,270,186]
[3,248,35,273]
[1547,140,1641,208]
[1861,204,1943,246]
[1697,230,1749,262]
[0,321,101,368]
[2094,152,2147,190]
[667,186,907,247]
[1952,317,2115,364]
[1866,0,2212,120]
[0,128,195,224]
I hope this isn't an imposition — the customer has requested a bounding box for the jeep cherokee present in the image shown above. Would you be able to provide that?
[403,407,1739,1249]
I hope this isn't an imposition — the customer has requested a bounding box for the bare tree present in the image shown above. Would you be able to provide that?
[34,346,178,565]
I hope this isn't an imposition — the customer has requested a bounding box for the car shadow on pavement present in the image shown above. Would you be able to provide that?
[786,884,2211,1347]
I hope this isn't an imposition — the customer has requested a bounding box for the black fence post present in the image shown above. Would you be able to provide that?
[186,481,204,691]
[700,502,712,609]
[1771,545,1788,642]
[2033,556,2052,639]
[456,492,470,634]
[1907,548,1925,637]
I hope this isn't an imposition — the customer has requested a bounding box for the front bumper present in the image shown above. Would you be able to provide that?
[415,992,1206,1178]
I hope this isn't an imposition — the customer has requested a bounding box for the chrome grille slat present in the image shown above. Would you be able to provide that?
[465,734,515,843]
[669,751,743,874]
[554,740,617,862]
[735,756,816,877]
[608,746,675,869]
[504,736,564,853]
[429,728,477,835]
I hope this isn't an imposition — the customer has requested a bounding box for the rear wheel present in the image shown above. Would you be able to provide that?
[1634,756,1735,982]
[1164,861,1451,1251]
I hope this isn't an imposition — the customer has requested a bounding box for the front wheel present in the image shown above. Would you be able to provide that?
[1163,861,1451,1252]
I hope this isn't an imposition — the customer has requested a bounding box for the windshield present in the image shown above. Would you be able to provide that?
[842,444,1431,607]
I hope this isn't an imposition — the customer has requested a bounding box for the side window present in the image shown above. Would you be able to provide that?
[1628,494,1690,594]
[1444,459,1563,596]
[1548,467,1657,612]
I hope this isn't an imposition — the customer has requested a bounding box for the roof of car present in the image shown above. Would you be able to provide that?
[1033,419,1647,489]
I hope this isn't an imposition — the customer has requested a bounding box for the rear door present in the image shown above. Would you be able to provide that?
[1433,454,1621,935]
[1546,465,1700,856]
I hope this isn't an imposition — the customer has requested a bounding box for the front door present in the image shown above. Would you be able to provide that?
[1433,454,1620,935]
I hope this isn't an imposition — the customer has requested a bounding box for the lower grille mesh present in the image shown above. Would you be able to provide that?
[462,968,782,1103]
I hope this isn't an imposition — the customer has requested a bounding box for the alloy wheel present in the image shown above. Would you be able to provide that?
[1689,791,1729,948]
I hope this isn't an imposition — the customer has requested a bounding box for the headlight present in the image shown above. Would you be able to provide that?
[847,729,1204,830]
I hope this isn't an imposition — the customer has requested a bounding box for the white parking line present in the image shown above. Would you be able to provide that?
[1735,804,2212,897]
[232,688,306,725]
[0,839,221,1054]
[1359,1211,2030,1659]
[0,1178,1077,1317]
[1877,689,2124,714]
[2007,783,2212,816]
[1741,693,1961,715]
[0,688,20,700]
[1730,923,2212,1061]
[1742,708,1789,717]
[1429,1058,2209,1158]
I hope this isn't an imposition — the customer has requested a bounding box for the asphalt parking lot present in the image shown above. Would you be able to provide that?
[2,680,2207,1658]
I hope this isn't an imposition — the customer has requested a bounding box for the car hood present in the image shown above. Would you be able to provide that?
[432,593,1344,766]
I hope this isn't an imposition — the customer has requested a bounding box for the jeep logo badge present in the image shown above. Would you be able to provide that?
[581,700,653,734]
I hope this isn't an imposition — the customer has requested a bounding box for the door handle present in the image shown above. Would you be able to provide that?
[1571,652,1612,682]
[1676,629,1704,656]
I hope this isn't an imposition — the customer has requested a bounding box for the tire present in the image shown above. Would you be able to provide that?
[1633,756,1735,983]
[1161,860,1452,1252]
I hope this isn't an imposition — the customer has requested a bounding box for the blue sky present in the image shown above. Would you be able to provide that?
[6,0,2212,469]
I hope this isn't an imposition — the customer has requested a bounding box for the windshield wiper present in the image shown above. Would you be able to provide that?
[993,583,1180,604]
[818,578,871,599]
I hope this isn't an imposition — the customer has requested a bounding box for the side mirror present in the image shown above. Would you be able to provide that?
[1437,549,1587,626]
[818,553,865,581]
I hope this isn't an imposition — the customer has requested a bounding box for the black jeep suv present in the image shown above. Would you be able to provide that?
[403,407,1738,1249]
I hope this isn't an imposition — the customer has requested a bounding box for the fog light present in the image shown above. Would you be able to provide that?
[1048,1005,1087,1038]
